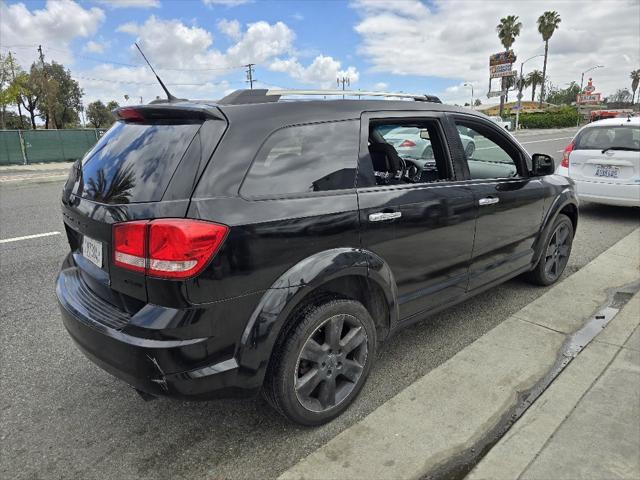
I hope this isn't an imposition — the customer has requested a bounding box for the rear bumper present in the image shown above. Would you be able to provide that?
[573,180,640,207]
[56,267,262,399]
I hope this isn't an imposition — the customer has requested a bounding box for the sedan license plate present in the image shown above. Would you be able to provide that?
[82,235,103,268]
[594,165,619,179]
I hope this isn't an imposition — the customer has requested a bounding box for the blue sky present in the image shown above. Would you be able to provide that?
[1,0,638,106]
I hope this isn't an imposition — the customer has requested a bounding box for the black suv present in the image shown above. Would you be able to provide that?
[57,89,578,425]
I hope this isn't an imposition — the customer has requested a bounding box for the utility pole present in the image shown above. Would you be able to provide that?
[337,76,350,99]
[8,51,25,129]
[245,64,256,89]
[37,45,52,129]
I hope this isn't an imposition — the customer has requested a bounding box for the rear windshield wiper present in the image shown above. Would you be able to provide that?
[601,146,639,153]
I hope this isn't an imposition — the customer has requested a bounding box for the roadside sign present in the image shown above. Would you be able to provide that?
[490,67,517,79]
[487,90,507,98]
[489,51,516,66]
[577,93,601,104]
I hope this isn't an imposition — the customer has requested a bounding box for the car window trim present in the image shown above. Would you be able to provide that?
[357,111,458,190]
[449,113,531,180]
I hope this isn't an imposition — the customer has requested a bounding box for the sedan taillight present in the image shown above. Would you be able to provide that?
[113,219,228,279]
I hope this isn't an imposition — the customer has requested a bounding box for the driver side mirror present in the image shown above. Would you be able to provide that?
[419,129,430,140]
[531,153,555,176]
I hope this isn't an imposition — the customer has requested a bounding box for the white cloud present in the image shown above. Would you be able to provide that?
[96,0,160,8]
[373,82,388,91]
[353,0,640,104]
[83,40,108,54]
[203,0,251,6]
[270,55,359,88]
[0,0,105,66]
[76,16,296,102]
[217,19,241,40]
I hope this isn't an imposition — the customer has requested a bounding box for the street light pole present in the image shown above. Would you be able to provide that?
[577,65,604,126]
[464,82,474,109]
[515,54,545,131]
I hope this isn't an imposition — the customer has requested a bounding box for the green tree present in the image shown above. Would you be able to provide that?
[537,11,561,107]
[16,68,40,129]
[606,88,632,105]
[545,82,580,105]
[0,53,22,129]
[525,70,544,102]
[474,98,482,107]
[630,69,640,105]
[45,62,83,128]
[86,100,112,128]
[496,15,522,116]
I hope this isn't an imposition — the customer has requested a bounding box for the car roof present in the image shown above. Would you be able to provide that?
[583,117,639,128]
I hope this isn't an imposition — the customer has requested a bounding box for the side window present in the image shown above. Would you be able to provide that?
[241,120,358,197]
[455,122,519,179]
[367,120,452,186]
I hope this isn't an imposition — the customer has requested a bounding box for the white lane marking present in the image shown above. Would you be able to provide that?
[518,136,573,145]
[0,231,61,244]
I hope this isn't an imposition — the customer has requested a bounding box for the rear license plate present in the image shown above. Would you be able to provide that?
[82,235,103,268]
[594,165,619,178]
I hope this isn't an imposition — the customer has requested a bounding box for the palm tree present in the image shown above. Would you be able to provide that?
[537,11,561,107]
[630,69,640,105]
[526,70,544,102]
[496,15,522,115]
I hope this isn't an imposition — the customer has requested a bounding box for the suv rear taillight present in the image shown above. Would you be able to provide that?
[561,141,574,168]
[113,219,228,279]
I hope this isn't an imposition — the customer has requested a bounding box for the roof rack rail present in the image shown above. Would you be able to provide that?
[266,89,442,103]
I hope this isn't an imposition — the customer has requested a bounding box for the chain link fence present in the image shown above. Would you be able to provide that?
[0,129,107,166]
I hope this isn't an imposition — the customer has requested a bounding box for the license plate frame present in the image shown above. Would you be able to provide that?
[82,235,103,268]
[594,164,620,179]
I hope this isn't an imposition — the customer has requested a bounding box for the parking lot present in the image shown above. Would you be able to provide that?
[1,127,639,480]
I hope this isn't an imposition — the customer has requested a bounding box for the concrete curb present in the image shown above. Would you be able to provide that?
[277,228,640,480]
[468,293,640,480]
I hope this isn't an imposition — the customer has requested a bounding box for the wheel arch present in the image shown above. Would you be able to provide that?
[236,248,398,382]
[532,188,579,267]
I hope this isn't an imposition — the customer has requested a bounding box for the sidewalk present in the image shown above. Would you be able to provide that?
[468,292,640,480]
[0,161,73,184]
[278,229,640,480]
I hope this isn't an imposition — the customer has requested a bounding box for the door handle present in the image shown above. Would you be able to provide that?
[478,197,499,206]
[369,211,402,222]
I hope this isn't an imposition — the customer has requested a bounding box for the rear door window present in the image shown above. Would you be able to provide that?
[77,121,201,204]
[241,120,359,197]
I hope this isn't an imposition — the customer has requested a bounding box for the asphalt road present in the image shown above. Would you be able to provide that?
[1,128,638,480]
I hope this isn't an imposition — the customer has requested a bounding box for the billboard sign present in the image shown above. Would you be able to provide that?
[490,64,517,78]
[489,51,517,66]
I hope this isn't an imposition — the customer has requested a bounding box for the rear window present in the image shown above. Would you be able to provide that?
[241,120,358,197]
[78,121,200,204]
[575,125,639,151]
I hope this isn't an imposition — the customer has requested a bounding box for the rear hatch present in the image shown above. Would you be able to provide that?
[61,103,227,308]
[569,122,640,184]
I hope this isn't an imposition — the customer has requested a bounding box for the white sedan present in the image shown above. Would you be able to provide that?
[383,127,476,159]
[556,117,640,207]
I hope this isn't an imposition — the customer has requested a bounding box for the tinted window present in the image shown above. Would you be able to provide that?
[78,121,200,204]
[241,120,358,197]
[455,123,519,179]
[575,126,639,150]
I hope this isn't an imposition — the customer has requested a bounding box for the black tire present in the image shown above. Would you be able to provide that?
[526,213,574,286]
[263,298,377,426]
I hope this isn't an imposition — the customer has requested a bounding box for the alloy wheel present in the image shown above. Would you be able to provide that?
[544,222,571,281]
[294,314,368,413]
